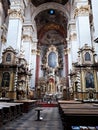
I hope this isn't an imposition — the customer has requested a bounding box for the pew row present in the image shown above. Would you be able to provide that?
[15,100,37,113]
[58,101,98,130]
[0,102,23,127]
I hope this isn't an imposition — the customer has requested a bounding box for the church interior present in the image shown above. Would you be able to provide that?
[0,0,98,129]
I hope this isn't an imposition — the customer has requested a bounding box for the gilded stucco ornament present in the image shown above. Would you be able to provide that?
[74,5,90,18]
[69,33,77,41]
[31,49,40,55]
[22,35,32,41]
[8,9,24,21]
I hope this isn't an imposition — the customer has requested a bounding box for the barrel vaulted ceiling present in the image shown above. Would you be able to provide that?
[33,1,70,46]
[1,0,70,47]
[35,9,68,46]
[31,0,69,7]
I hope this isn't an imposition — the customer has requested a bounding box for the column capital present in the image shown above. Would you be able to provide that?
[22,25,34,41]
[64,48,70,55]
[31,49,41,55]
[69,33,77,41]
[74,5,90,18]
[22,35,32,42]
[8,9,24,21]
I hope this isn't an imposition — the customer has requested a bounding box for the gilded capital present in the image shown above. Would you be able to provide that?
[31,49,40,55]
[8,9,24,21]
[37,49,41,55]
[74,5,90,18]
[31,49,37,55]
[32,49,40,55]
[22,35,32,41]
[69,33,77,41]
[1,35,6,44]
[64,48,69,55]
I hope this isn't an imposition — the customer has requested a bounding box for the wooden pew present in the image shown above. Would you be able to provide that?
[0,102,24,126]
[0,104,11,123]
[15,100,37,113]
[58,102,98,130]
[0,106,4,127]
[0,102,23,119]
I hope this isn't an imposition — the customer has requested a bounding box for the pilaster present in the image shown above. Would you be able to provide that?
[91,0,98,57]
[64,47,69,87]
[6,0,25,51]
[30,39,38,88]
[68,22,78,63]
[22,24,33,69]
[74,1,92,48]
[35,49,41,87]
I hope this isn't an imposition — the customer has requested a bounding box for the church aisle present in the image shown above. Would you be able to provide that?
[1,107,63,130]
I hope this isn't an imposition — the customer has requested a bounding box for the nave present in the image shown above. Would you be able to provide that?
[1,107,63,130]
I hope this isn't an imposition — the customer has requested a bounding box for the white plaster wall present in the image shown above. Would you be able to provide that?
[30,54,37,88]
[23,41,31,69]
[76,16,91,47]
[6,19,22,51]
[71,40,78,63]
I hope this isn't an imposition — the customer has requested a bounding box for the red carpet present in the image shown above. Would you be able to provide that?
[37,101,58,107]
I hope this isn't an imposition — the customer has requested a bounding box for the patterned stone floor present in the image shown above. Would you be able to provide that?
[1,107,63,130]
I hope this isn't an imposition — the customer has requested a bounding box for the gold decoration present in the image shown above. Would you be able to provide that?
[8,9,24,21]
[31,49,40,55]
[37,49,41,55]
[69,33,77,41]
[64,48,69,55]
[31,49,36,54]
[74,5,90,18]
[1,35,6,43]
[22,35,32,41]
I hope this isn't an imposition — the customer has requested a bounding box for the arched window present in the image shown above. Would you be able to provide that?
[85,72,94,88]
[85,52,91,61]
[2,72,10,87]
[6,53,11,62]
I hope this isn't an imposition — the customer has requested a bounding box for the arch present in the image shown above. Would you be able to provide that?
[38,23,66,40]
[32,2,69,21]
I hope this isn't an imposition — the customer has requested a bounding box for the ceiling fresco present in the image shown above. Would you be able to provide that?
[35,9,67,46]
[31,0,69,7]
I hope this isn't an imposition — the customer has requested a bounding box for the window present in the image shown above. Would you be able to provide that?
[6,53,11,62]
[85,52,91,61]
